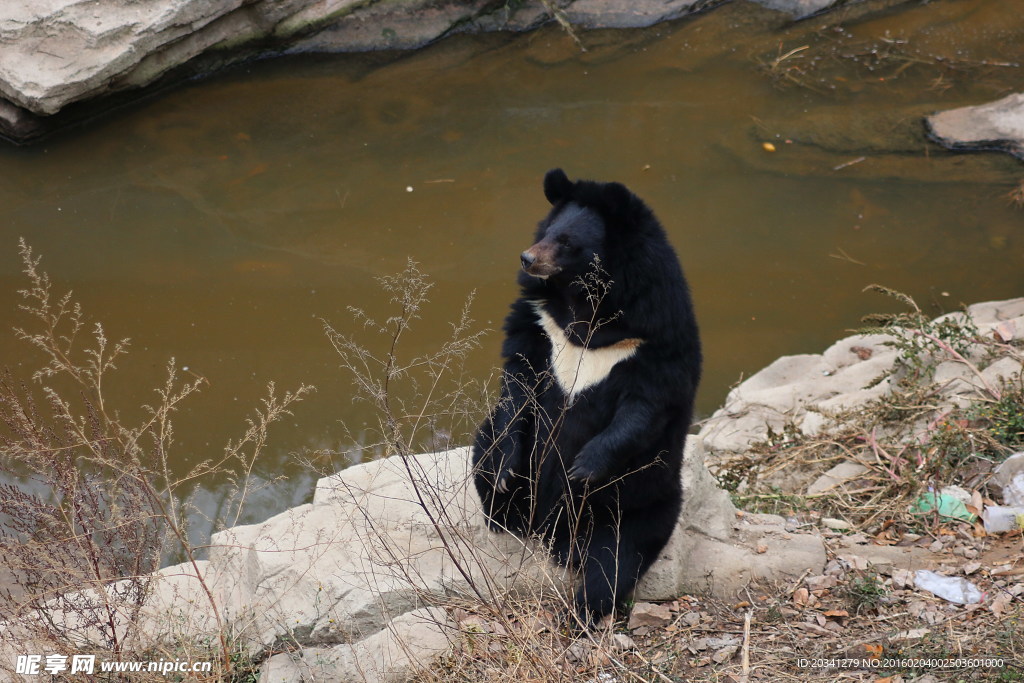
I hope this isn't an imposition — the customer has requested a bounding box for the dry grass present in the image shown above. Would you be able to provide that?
[0,240,310,680]
[412,287,1024,682]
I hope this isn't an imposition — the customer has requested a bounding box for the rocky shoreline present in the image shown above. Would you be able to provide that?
[5,296,1021,681]
[0,0,939,144]
[0,0,732,142]
[4,1,1024,155]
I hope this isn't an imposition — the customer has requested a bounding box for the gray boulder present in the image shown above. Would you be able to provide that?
[130,436,820,681]
[928,92,1024,161]
[0,0,708,141]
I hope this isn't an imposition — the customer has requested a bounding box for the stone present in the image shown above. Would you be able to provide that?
[0,0,708,142]
[643,508,826,599]
[982,357,1022,387]
[627,602,673,629]
[805,574,836,591]
[833,541,936,576]
[209,447,562,650]
[928,92,1024,161]
[819,517,851,531]
[712,644,739,663]
[807,462,870,496]
[259,607,455,683]
[747,0,846,20]
[967,298,1024,327]
[799,409,829,436]
[933,360,978,396]
[637,441,826,600]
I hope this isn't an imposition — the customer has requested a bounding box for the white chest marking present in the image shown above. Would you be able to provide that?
[533,303,642,400]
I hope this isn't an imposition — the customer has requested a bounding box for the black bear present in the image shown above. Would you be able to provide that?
[472,168,701,628]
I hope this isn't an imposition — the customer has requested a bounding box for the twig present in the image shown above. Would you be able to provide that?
[867,427,902,481]
[829,248,866,266]
[741,609,752,682]
[908,328,1001,400]
[539,0,586,51]
[832,156,866,172]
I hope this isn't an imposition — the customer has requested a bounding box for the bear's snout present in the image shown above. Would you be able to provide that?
[521,243,560,278]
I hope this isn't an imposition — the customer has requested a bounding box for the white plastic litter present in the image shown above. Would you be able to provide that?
[1004,472,1024,508]
[914,569,985,605]
[939,485,972,504]
[994,452,1024,507]
[981,504,1024,533]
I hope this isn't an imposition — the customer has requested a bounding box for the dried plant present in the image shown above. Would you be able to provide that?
[0,240,310,679]
[311,258,676,681]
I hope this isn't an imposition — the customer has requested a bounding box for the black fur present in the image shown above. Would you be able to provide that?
[472,169,702,628]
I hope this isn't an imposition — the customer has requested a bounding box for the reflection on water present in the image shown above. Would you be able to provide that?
[0,0,1021,531]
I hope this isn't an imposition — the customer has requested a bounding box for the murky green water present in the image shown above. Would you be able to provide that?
[1,0,1022,531]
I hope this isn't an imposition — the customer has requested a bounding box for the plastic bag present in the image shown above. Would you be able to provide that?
[914,569,984,605]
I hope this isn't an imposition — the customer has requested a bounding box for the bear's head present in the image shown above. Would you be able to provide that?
[520,169,636,281]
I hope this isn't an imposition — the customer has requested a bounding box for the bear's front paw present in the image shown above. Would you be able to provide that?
[567,446,608,484]
[493,450,523,493]
[496,467,514,493]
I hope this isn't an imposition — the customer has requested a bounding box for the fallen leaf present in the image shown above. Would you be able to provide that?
[865,643,883,656]
[797,622,832,636]
[793,587,810,607]
[712,645,740,663]
[824,609,849,618]
[990,593,1011,617]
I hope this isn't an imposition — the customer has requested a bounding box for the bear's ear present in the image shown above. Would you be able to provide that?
[543,168,573,205]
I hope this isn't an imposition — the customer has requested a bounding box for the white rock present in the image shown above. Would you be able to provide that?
[820,517,851,531]
[807,461,869,496]
[259,607,455,683]
[0,0,716,136]
[982,357,1022,387]
[208,447,558,650]
[748,0,843,19]
[929,93,1024,161]
[933,360,979,396]
[968,299,1024,325]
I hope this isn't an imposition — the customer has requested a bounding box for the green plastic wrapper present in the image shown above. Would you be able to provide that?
[910,491,977,522]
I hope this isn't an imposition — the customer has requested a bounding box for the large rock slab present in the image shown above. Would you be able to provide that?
[206,440,820,652]
[259,607,456,683]
[927,92,1024,161]
[700,297,1024,492]
[208,447,561,650]
[750,0,850,20]
[0,0,257,115]
[700,332,900,457]
[0,0,712,142]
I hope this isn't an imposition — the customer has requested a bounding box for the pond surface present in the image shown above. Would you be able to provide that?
[0,0,1022,533]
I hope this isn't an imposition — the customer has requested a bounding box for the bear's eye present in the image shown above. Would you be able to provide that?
[556,234,571,247]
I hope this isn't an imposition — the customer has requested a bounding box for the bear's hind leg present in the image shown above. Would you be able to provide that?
[571,513,672,630]
[571,529,642,630]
